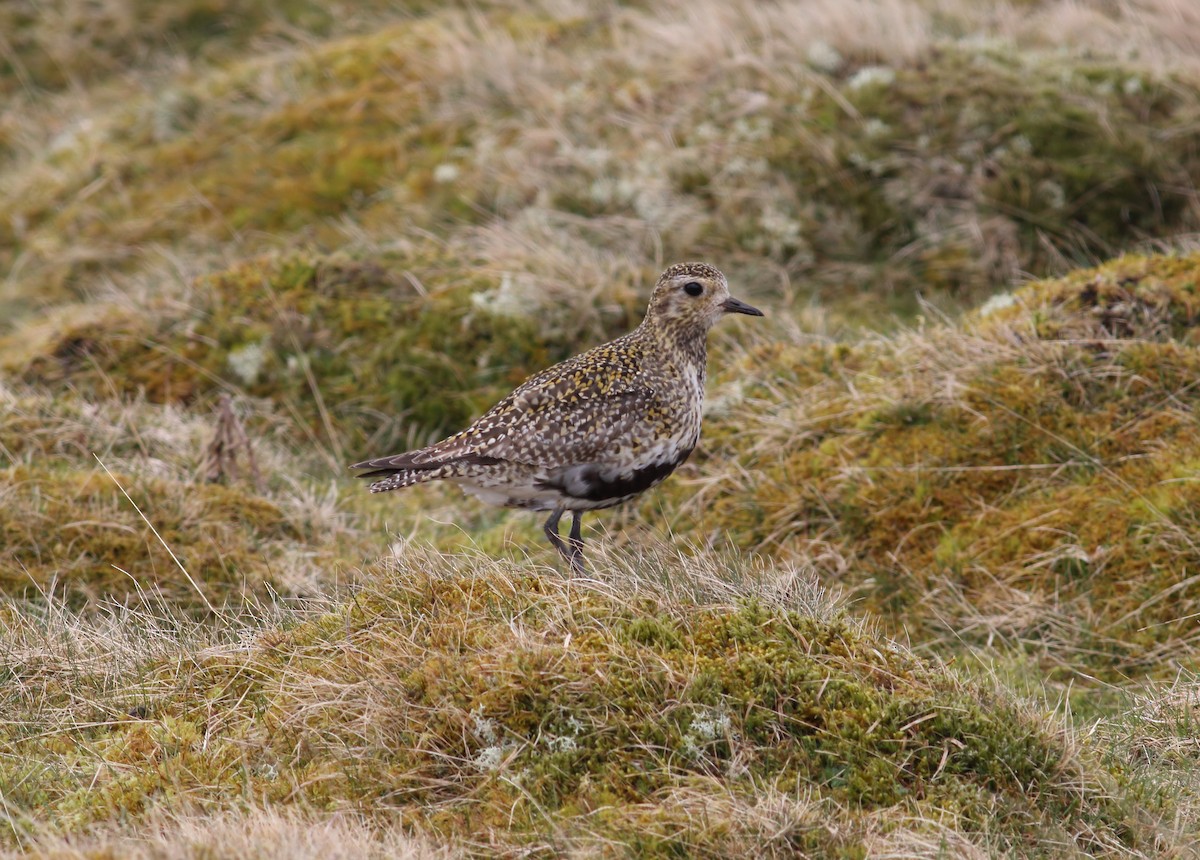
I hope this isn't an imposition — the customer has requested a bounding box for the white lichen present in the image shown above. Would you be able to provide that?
[472,705,499,745]
[683,707,735,758]
[847,66,895,91]
[546,715,584,752]
[474,745,506,770]
[978,292,1016,317]
[863,118,891,139]
[470,272,536,319]
[1038,179,1066,209]
[471,705,510,770]
[1010,134,1033,156]
[227,341,267,385]
[807,40,843,74]
[433,163,460,183]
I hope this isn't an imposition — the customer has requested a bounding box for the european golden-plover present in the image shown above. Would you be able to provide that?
[351,262,762,572]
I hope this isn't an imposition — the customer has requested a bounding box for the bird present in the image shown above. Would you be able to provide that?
[350,262,763,573]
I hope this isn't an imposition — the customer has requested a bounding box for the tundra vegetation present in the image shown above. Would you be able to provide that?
[2,1,1200,856]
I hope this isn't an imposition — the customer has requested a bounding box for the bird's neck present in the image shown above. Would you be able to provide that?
[641,317,709,371]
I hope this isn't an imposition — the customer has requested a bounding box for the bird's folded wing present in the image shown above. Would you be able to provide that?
[478,381,663,466]
[352,352,657,471]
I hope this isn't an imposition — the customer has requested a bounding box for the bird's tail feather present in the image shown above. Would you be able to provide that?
[350,449,508,493]
[362,468,443,493]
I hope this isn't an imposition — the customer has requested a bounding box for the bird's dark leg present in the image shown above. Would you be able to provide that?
[542,508,586,574]
[567,511,585,574]
[543,507,570,563]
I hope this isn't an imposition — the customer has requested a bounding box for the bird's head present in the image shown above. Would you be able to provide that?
[644,262,763,333]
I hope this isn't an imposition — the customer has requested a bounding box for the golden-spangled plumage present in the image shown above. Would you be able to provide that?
[351,262,763,572]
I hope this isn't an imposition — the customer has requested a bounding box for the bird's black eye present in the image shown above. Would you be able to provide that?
[683,281,704,297]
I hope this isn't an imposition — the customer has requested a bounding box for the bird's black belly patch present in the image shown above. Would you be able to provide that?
[540,448,694,503]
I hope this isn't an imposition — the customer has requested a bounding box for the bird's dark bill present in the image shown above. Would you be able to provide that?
[721,296,764,316]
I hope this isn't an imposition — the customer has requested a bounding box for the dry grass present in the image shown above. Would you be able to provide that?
[5,0,1200,106]
[3,807,454,860]
[0,379,367,608]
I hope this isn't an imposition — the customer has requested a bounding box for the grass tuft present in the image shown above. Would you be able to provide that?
[1,547,1177,856]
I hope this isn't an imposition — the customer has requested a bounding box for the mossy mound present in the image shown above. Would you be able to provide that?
[0,383,363,610]
[0,18,477,311]
[981,252,1200,343]
[4,250,639,452]
[1,551,1170,856]
[673,252,1200,676]
[758,50,1200,305]
[0,465,294,608]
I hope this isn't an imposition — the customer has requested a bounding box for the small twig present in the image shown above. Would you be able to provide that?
[94,454,219,616]
[203,394,265,492]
